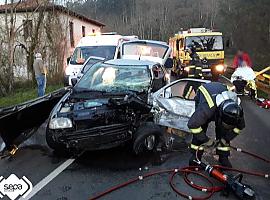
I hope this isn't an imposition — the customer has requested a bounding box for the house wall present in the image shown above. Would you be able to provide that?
[0,10,103,78]
[59,12,102,68]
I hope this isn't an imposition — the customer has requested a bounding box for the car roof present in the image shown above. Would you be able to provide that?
[104,59,158,66]
[123,39,168,46]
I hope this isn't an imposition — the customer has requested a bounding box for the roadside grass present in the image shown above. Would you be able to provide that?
[0,84,64,108]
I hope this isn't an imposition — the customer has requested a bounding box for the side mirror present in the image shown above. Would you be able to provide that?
[67,57,71,64]
[164,58,173,68]
[71,78,78,87]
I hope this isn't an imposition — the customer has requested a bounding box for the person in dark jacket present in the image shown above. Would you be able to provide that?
[182,46,203,99]
[188,82,245,167]
[186,45,203,78]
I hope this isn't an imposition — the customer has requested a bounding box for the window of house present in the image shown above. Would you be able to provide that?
[23,20,32,40]
[69,21,74,47]
[82,26,86,37]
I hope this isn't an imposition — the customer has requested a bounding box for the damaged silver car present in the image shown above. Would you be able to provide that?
[152,78,210,133]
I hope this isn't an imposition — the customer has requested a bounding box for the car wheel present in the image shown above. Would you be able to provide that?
[46,131,70,156]
[133,122,163,154]
[144,135,156,151]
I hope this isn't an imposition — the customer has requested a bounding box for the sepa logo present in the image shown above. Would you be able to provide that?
[0,174,32,200]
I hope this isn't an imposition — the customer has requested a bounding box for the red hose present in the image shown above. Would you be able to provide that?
[213,165,269,178]
[231,145,270,163]
[90,169,172,200]
[183,169,225,192]
[170,168,216,200]
[89,147,270,200]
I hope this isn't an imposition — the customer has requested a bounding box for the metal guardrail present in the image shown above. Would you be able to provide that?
[255,67,270,95]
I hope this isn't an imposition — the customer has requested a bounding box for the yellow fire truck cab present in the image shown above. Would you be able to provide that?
[169,28,225,78]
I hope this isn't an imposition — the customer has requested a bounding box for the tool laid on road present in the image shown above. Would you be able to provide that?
[89,145,269,200]
[194,160,255,200]
[0,144,18,159]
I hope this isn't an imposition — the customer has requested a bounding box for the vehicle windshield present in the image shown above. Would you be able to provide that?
[82,58,104,74]
[185,35,223,51]
[70,46,116,65]
[75,63,151,93]
[122,42,168,59]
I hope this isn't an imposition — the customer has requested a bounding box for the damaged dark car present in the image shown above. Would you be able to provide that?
[46,59,170,154]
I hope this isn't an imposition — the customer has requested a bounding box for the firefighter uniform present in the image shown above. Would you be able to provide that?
[187,82,245,166]
[182,51,203,99]
[187,51,202,78]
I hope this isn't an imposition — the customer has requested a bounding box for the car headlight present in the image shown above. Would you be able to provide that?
[49,117,73,129]
[215,64,225,72]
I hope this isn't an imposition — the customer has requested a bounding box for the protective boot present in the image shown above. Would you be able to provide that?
[189,150,203,166]
[218,155,232,168]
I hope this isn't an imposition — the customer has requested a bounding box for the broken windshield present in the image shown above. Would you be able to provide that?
[185,35,223,51]
[75,63,151,93]
[70,46,116,65]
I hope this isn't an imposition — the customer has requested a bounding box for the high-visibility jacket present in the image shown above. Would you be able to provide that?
[188,82,236,134]
[188,82,245,154]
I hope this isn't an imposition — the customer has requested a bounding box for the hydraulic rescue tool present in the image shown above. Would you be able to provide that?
[194,160,256,200]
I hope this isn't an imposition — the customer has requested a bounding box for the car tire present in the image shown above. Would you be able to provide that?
[46,131,70,156]
[133,122,163,154]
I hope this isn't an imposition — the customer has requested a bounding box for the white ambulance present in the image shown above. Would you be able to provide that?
[64,32,138,86]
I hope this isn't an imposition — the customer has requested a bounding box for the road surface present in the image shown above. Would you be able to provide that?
[0,92,269,200]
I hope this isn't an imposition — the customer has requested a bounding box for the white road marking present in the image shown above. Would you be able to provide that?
[19,158,76,200]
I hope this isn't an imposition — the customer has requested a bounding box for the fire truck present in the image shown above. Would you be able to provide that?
[169,28,225,79]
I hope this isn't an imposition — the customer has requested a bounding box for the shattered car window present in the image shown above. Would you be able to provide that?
[82,58,104,74]
[122,42,168,59]
[75,63,151,93]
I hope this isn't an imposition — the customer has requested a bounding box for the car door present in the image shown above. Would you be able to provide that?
[152,78,210,133]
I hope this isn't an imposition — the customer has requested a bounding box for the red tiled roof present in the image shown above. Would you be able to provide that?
[0,0,105,27]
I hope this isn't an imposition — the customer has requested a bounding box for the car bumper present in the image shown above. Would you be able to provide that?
[47,123,132,150]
